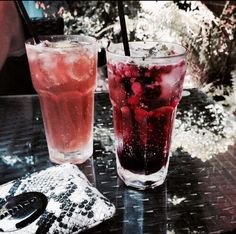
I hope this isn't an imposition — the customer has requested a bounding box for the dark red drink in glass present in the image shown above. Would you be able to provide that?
[107,42,187,189]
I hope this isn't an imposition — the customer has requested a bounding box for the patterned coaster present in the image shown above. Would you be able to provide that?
[0,164,115,233]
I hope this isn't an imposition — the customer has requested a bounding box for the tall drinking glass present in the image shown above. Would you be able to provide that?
[25,35,97,164]
[107,42,187,189]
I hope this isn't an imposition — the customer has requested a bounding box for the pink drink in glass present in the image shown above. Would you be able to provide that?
[25,35,97,164]
[107,42,187,189]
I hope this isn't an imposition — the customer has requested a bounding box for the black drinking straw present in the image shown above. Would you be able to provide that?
[117,0,130,56]
[14,0,40,44]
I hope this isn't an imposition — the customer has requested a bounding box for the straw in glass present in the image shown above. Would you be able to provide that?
[117,0,130,56]
[14,0,40,44]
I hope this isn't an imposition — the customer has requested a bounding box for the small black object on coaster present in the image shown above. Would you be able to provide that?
[0,192,47,232]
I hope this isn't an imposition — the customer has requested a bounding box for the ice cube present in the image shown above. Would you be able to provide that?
[65,52,79,64]
[26,48,38,62]
[160,66,183,99]
[39,53,57,70]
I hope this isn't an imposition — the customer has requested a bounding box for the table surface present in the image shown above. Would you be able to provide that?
[0,89,235,234]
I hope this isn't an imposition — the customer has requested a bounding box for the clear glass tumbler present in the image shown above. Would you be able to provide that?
[106,41,187,189]
[25,35,97,164]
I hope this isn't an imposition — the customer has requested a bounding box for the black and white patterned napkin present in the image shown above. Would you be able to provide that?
[0,164,115,233]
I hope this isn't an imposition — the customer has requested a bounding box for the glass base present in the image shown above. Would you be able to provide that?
[116,155,169,190]
[48,146,93,164]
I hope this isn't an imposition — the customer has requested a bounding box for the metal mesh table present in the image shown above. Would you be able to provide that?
[0,89,235,234]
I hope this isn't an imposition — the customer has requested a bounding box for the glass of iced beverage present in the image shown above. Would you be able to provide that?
[25,35,97,164]
[107,42,187,189]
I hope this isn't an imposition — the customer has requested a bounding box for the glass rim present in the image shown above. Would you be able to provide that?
[25,34,97,46]
[106,41,188,60]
